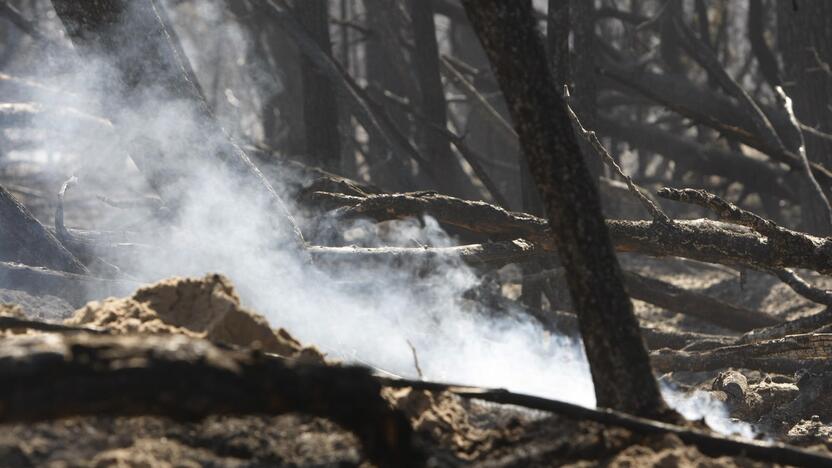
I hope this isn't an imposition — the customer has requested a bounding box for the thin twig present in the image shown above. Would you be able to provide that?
[772,268,832,306]
[405,339,423,380]
[564,88,671,224]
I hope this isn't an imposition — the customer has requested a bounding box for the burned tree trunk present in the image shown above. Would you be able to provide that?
[777,0,832,167]
[406,0,469,198]
[748,0,782,90]
[295,0,341,172]
[49,0,305,248]
[461,1,673,419]
[569,0,602,180]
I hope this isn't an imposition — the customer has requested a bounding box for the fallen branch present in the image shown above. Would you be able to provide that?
[738,307,832,344]
[314,190,832,274]
[378,376,832,467]
[598,63,832,189]
[651,333,832,373]
[0,333,415,466]
[674,16,832,235]
[773,269,832,306]
[308,239,543,269]
[595,115,793,202]
[527,266,773,332]
[622,271,777,331]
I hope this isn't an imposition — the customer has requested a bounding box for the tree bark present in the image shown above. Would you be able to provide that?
[0,333,414,466]
[777,0,832,167]
[407,0,469,198]
[569,0,603,180]
[461,0,672,420]
[295,0,342,171]
[748,0,782,90]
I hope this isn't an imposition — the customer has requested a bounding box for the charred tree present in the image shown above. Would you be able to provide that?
[569,0,603,180]
[777,0,832,167]
[461,0,673,420]
[363,0,420,190]
[295,0,341,171]
[546,0,570,88]
[406,0,469,198]
[748,0,782,90]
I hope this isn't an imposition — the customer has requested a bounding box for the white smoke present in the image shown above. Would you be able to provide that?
[6,0,752,435]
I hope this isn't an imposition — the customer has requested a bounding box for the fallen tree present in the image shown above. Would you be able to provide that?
[0,333,415,466]
[651,332,832,374]
[312,190,832,275]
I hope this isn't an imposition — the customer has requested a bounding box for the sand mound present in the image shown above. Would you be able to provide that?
[66,274,321,360]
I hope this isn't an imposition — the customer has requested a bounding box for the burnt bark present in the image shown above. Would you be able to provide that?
[295,0,341,171]
[569,0,603,180]
[748,0,782,89]
[651,332,832,374]
[599,63,832,189]
[777,0,832,167]
[407,0,464,197]
[461,0,672,420]
[313,190,832,274]
[0,334,415,466]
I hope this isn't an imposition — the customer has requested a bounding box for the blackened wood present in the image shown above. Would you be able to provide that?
[651,333,832,374]
[315,190,832,275]
[623,271,777,332]
[379,376,832,468]
[0,334,415,466]
[748,0,782,89]
[460,0,671,420]
[777,1,832,168]
[296,0,341,172]
[407,0,468,197]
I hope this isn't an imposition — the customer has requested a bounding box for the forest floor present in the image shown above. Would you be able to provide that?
[2,269,815,467]
[2,164,832,466]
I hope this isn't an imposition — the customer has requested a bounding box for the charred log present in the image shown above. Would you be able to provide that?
[0,333,415,466]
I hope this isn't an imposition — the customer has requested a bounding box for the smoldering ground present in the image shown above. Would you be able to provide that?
[7,0,751,438]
